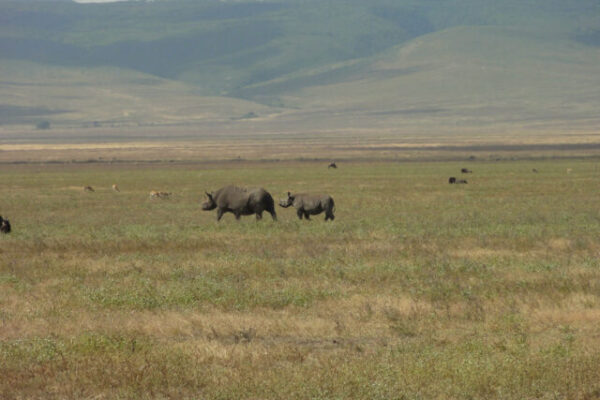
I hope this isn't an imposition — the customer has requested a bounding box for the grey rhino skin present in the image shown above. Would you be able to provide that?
[202,185,277,221]
[279,192,335,221]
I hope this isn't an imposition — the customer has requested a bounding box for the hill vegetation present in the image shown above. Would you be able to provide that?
[1,0,599,133]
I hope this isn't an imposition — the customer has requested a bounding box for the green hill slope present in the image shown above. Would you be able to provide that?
[1,0,599,132]
[267,26,600,132]
[0,60,275,128]
[1,0,427,95]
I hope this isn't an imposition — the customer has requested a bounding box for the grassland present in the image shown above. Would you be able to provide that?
[2,157,600,399]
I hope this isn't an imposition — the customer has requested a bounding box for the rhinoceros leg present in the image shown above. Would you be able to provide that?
[303,211,311,220]
[325,211,335,221]
[260,198,276,221]
[216,209,225,221]
[296,209,304,220]
[256,211,263,221]
[234,211,241,220]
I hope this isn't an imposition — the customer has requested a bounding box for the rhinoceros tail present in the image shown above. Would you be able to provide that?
[324,196,336,221]
[329,197,335,212]
[264,192,277,221]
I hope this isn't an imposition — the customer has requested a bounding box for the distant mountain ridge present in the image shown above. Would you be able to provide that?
[1,0,599,132]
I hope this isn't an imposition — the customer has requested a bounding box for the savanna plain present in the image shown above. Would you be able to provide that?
[2,152,600,399]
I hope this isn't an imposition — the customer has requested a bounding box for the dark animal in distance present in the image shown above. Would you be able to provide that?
[461,168,473,173]
[83,186,95,192]
[0,216,11,234]
[532,169,538,173]
[448,177,456,184]
[328,162,337,169]
[202,185,277,221]
[279,192,335,221]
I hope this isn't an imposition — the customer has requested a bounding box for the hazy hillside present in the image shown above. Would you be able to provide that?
[1,0,599,132]
[269,26,600,133]
[0,60,276,128]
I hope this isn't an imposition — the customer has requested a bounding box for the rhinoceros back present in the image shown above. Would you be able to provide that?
[215,186,273,211]
[295,194,332,210]
[214,186,249,209]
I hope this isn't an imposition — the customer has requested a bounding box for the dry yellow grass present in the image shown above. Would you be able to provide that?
[1,153,600,398]
[2,124,600,164]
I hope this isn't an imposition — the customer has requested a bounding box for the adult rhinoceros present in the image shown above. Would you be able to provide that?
[202,185,277,221]
[279,192,335,221]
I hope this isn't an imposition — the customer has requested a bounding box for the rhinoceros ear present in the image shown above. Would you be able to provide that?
[205,191,212,199]
[287,191,291,197]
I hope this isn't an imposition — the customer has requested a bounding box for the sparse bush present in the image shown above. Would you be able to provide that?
[35,120,50,130]
[240,111,258,119]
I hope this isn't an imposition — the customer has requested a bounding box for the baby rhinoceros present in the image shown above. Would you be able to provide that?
[202,185,277,222]
[279,192,335,221]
